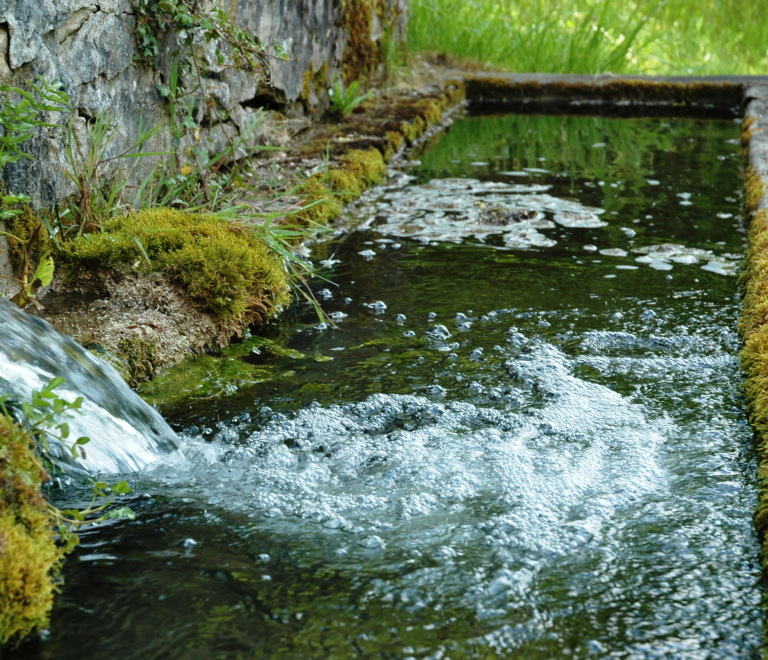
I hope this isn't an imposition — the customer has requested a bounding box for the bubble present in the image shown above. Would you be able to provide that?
[427,325,452,340]
[359,535,386,549]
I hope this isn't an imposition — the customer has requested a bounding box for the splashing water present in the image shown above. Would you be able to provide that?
[0,298,177,472]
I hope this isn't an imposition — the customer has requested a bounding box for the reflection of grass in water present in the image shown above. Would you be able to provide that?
[415,114,734,184]
[409,0,768,75]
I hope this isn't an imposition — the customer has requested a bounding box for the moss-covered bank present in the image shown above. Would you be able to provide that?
[285,80,466,226]
[0,415,63,646]
[62,209,290,332]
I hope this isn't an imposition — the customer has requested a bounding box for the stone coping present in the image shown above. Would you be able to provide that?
[454,70,768,117]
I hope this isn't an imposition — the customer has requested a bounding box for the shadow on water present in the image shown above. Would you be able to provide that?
[10,114,764,659]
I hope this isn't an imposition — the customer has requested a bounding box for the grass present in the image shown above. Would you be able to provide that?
[408,0,768,75]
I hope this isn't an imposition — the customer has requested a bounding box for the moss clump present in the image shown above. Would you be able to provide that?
[745,166,767,214]
[61,209,291,330]
[339,148,386,186]
[4,207,51,263]
[296,180,344,225]
[741,117,760,149]
[384,130,404,159]
[297,148,386,223]
[0,416,63,646]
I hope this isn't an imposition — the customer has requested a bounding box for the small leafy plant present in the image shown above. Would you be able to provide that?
[0,77,68,308]
[0,378,134,551]
[328,75,374,116]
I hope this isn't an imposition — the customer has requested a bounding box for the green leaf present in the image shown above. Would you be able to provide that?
[32,251,55,287]
[131,236,152,266]
[103,506,136,520]
[47,377,66,390]
[111,481,131,495]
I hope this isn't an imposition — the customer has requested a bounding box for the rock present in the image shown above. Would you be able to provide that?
[0,0,409,208]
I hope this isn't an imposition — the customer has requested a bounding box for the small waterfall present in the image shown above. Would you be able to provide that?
[0,299,178,473]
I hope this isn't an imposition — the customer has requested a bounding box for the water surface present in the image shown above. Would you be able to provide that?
[11,114,762,660]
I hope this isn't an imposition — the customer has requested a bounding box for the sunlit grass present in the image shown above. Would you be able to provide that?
[408,0,768,75]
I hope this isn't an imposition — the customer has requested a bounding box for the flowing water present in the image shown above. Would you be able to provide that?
[0,298,177,473]
[6,114,763,659]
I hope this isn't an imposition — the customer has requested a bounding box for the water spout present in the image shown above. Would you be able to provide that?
[0,299,178,473]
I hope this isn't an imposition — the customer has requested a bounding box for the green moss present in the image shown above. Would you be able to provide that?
[296,180,344,225]
[339,148,386,186]
[745,166,767,214]
[296,148,386,225]
[384,130,404,159]
[61,209,291,330]
[300,62,330,114]
[0,416,63,646]
[4,207,51,263]
[341,0,386,85]
[323,169,363,203]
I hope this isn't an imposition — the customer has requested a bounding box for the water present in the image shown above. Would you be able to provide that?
[0,298,177,473]
[7,114,763,659]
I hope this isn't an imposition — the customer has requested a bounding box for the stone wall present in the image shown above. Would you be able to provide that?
[0,0,408,210]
